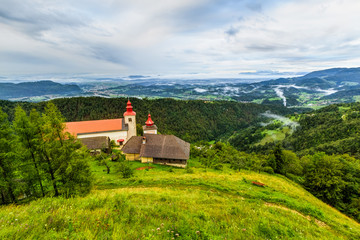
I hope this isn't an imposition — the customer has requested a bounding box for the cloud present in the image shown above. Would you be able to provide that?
[0,0,359,77]
[0,0,87,38]
[261,111,299,131]
[225,26,239,36]
[246,2,263,12]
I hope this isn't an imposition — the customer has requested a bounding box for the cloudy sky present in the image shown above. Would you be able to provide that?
[0,0,360,78]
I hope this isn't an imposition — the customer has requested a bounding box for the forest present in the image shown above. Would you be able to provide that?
[0,103,92,204]
[229,101,360,157]
[0,97,296,143]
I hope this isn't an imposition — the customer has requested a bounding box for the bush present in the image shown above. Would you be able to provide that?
[185,167,194,174]
[117,162,134,178]
[262,166,274,174]
[213,164,223,170]
[286,173,303,184]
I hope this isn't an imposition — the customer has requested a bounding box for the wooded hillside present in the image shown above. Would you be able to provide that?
[0,97,296,142]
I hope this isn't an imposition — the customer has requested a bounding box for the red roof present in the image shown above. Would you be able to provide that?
[123,100,136,116]
[65,119,123,136]
[145,114,154,126]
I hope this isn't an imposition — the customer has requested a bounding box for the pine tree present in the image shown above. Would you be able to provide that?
[40,102,92,197]
[13,107,45,197]
[0,108,17,204]
[272,144,285,174]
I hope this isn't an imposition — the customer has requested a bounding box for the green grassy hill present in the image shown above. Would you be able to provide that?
[0,160,359,239]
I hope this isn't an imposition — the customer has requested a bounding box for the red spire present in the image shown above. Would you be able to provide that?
[145,113,154,126]
[123,100,136,116]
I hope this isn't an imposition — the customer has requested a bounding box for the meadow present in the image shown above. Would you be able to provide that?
[0,160,359,239]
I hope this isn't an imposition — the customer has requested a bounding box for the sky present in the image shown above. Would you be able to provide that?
[1,0,360,79]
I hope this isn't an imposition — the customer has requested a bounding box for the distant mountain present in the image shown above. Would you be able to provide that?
[90,67,360,108]
[2,67,360,107]
[232,67,360,107]
[0,80,82,100]
[259,67,360,87]
[301,67,360,81]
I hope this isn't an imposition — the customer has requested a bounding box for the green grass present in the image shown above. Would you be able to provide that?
[338,106,351,112]
[268,97,282,101]
[342,82,359,86]
[353,95,360,102]
[251,99,264,104]
[257,127,291,145]
[0,160,359,239]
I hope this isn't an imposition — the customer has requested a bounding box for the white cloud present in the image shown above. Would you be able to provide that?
[0,0,359,77]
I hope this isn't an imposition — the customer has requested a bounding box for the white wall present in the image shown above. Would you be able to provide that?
[77,130,128,144]
[124,115,137,139]
[144,129,157,134]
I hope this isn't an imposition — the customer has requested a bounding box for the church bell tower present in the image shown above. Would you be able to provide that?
[123,100,137,141]
[143,113,158,134]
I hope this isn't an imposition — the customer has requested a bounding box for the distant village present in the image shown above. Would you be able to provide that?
[66,100,190,167]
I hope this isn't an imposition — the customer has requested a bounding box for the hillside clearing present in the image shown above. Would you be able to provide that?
[0,161,359,239]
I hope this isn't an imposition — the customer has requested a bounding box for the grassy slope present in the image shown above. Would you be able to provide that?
[0,160,359,240]
[257,127,291,145]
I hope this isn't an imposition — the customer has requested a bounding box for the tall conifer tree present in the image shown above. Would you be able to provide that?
[0,108,17,203]
[13,107,45,197]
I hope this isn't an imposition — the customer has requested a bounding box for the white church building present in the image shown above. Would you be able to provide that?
[65,99,190,167]
[65,100,137,146]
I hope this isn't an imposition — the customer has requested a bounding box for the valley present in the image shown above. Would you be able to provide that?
[2,67,360,109]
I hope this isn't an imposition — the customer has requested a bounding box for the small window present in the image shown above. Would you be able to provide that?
[128,118,132,122]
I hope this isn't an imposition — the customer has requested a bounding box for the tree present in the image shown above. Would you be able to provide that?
[303,152,345,206]
[271,144,285,174]
[0,108,17,204]
[282,150,302,176]
[13,107,45,197]
[116,157,134,179]
[95,152,111,174]
[36,104,61,196]
[38,102,93,197]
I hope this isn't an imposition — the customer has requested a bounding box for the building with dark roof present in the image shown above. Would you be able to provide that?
[79,136,111,154]
[122,134,190,168]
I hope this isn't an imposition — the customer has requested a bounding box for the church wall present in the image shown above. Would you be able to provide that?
[125,154,140,161]
[124,115,137,139]
[144,129,157,134]
[140,157,153,163]
[77,130,128,145]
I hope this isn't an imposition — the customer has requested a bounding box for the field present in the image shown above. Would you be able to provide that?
[257,127,291,145]
[0,160,359,239]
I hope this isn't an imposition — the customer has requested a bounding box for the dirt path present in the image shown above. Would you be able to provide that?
[264,202,328,228]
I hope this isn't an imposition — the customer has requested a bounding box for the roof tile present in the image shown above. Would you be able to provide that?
[65,118,123,136]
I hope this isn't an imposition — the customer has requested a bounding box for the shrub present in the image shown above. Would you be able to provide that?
[262,166,274,174]
[117,162,134,178]
[213,163,223,170]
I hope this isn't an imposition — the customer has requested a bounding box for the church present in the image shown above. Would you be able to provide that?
[65,100,137,146]
[65,100,190,167]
